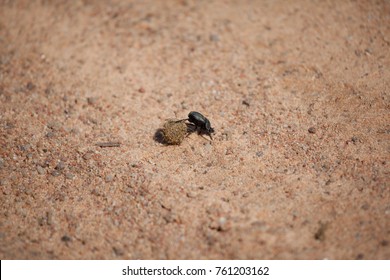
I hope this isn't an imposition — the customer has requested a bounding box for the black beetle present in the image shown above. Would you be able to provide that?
[187,111,215,140]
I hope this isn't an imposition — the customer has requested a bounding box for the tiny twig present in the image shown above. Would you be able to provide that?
[95,142,121,147]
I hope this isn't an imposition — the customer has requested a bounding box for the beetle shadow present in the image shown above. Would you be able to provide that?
[153,128,165,144]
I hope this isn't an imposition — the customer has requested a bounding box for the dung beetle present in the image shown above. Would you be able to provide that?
[187,111,215,140]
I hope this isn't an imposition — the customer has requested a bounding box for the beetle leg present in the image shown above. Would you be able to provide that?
[199,134,213,142]
[184,123,197,135]
[175,118,188,123]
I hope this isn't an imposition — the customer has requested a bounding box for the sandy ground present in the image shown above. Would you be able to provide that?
[0,0,389,259]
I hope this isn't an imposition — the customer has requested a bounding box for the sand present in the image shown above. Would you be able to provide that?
[0,0,389,259]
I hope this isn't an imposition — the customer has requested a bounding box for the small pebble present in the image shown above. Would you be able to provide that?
[83,152,93,160]
[186,192,196,198]
[65,173,75,180]
[19,144,31,151]
[61,235,72,242]
[45,131,55,138]
[55,161,66,171]
[105,174,114,182]
[37,165,46,175]
[308,127,316,134]
[217,217,229,231]
[26,82,35,91]
[87,97,98,105]
[314,222,328,241]
[256,151,264,157]
[204,142,212,152]
[38,217,46,226]
[45,86,53,95]
[51,170,61,177]
[180,101,188,110]
[356,253,364,260]
[242,100,250,106]
[163,213,176,223]
[222,130,233,141]
[5,122,15,129]
[361,204,369,210]
[46,211,53,226]
[47,121,62,131]
[112,246,124,256]
[209,34,219,42]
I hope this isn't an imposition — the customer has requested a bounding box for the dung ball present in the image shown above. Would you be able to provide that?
[161,119,188,145]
